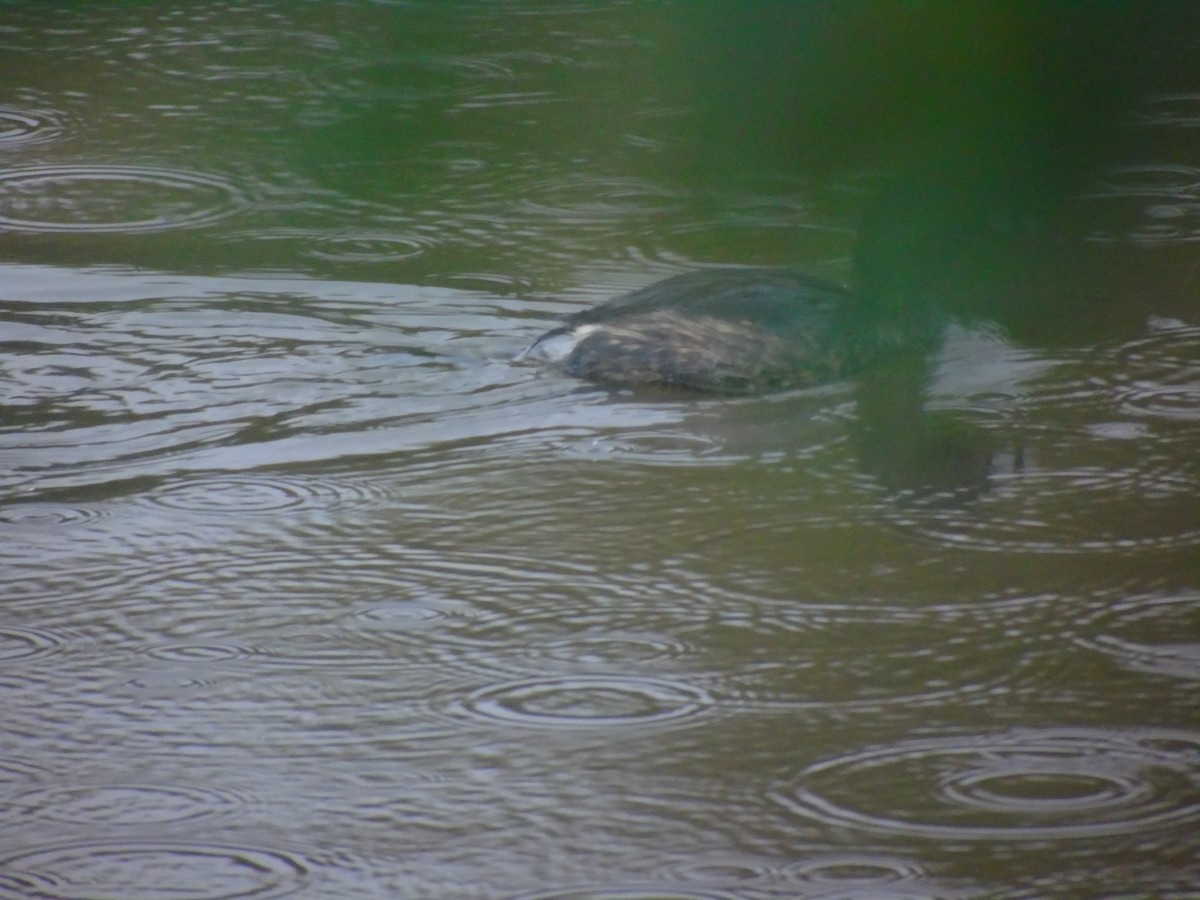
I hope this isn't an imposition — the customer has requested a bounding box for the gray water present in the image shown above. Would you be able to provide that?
[2,3,1199,898]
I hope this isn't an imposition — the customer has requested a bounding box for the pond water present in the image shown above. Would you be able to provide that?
[1,3,1198,898]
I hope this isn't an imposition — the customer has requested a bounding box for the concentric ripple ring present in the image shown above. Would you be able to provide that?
[0,165,246,233]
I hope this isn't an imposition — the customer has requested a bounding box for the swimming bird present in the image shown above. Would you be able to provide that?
[519,265,942,393]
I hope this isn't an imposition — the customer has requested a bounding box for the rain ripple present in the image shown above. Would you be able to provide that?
[0,104,66,147]
[0,757,51,787]
[9,782,248,827]
[1099,321,1200,424]
[1079,164,1200,244]
[1133,92,1200,127]
[447,674,714,731]
[1072,591,1200,681]
[378,593,697,672]
[138,635,416,675]
[506,887,742,900]
[519,175,686,224]
[662,852,974,900]
[0,502,111,529]
[773,727,1200,841]
[141,643,259,665]
[882,326,1200,555]
[0,625,67,664]
[882,462,1200,554]
[771,854,969,899]
[0,165,247,233]
[0,841,310,900]
[224,227,438,265]
[140,473,392,516]
[141,25,349,86]
[690,606,1017,712]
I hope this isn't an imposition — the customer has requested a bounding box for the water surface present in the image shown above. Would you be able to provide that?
[1,3,1198,897]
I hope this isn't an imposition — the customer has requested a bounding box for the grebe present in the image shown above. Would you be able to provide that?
[519,266,941,393]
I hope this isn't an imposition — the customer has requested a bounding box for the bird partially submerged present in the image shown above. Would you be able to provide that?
[519,266,941,393]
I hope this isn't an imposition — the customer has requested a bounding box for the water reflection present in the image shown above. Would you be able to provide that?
[876,323,1200,553]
